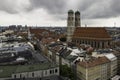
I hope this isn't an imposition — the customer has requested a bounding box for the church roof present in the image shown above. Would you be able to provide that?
[73,27,112,40]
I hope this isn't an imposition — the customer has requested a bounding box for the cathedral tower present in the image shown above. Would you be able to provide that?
[75,11,81,27]
[67,10,75,42]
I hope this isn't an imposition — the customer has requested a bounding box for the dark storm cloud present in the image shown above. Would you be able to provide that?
[0,0,120,19]
[78,0,120,19]
[29,0,120,19]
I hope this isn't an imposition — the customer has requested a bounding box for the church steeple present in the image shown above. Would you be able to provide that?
[67,10,74,27]
[67,10,75,42]
[67,10,81,42]
[75,11,81,27]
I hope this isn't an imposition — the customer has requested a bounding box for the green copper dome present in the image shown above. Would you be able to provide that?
[75,11,80,15]
[68,10,74,14]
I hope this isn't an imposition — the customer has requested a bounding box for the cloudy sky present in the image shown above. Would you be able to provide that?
[0,0,120,27]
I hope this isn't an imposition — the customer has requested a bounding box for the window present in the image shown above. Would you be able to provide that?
[52,70,54,74]
[108,42,110,45]
[50,70,52,74]
[14,75,16,78]
[50,55,52,59]
[71,17,73,20]
[55,69,58,73]
[45,71,47,75]
[32,73,34,77]
[75,18,77,21]
[102,42,104,48]
[96,78,100,80]
[20,74,22,78]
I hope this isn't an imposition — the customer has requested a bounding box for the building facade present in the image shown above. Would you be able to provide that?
[11,63,59,79]
[12,67,59,79]
[105,54,117,77]
[72,27,112,49]
[67,10,75,42]
[66,10,112,49]
[77,57,111,80]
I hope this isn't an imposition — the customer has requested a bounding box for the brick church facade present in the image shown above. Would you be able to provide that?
[67,10,112,49]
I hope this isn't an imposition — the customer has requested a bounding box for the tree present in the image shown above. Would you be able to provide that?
[60,65,74,80]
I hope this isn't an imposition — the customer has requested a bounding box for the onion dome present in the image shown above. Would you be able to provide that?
[68,10,74,14]
[75,11,80,15]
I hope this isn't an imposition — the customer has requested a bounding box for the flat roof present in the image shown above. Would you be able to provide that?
[0,63,58,78]
[15,63,58,73]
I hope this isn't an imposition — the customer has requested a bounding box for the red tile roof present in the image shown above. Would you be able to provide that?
[78,56,110,68]
[30,28,59,40]
[41,37,57,45]
[30,28,50,36]
[73,27,112,40]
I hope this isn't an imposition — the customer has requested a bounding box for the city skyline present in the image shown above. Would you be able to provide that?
[0,0,120,27]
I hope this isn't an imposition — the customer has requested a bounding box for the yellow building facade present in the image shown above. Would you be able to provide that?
[77,57,110,80]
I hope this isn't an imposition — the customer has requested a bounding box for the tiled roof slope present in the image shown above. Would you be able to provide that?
[30,28,49,34]
[30,28,59,40]
[73,27,112,40]
[78,56,110,68]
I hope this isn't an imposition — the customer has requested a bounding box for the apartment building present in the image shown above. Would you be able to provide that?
[77,57,110,80]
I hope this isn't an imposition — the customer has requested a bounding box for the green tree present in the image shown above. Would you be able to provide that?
[60,65,74,80]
